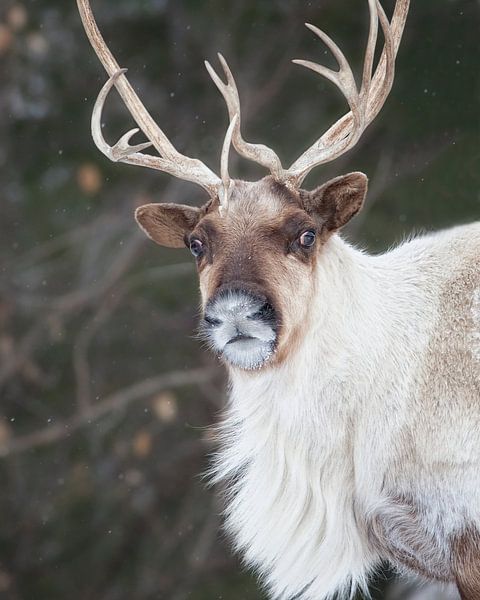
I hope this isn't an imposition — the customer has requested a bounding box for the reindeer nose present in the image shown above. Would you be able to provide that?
[202,286,278,370]
[204,287,276,329]
[204,313,222,327]
[248,301,276,325]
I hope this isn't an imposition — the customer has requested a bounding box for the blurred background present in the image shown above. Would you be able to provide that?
[0,0,478,598]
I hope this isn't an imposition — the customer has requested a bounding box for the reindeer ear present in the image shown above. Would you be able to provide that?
[301,172,368,232]
[135,203,202,248]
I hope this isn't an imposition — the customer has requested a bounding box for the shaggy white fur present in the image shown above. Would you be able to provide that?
[211,224,480,600]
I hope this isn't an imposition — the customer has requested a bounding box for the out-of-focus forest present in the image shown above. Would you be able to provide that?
[0,0,478,598]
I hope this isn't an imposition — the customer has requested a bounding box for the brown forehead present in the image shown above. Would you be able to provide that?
[227,177,300,213]
[195,177,310,237]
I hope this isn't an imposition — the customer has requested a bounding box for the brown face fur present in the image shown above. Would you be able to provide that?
[135,173,368,368]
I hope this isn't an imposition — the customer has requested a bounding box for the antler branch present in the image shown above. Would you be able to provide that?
[205,54,284,179]
[203,0,409,188]
[219,114,238,207]
[285,0,410,186]
[77,0,222,196]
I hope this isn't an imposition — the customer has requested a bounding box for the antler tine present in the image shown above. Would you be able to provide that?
[292,22,364,140]
[285,0,410,187]
[361,0,379,100]
[365,0,395,122]
[91,69,220,184]
[219,114,238,207]
[92,70,153,161]
[77,0,221,196]
[302,23,354,76]
[205,53,284,178]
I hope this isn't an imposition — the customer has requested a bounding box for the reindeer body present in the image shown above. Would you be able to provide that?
[213,217,480,600]
[77,0,480,596]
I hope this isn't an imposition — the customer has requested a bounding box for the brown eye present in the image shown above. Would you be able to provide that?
[189,238,204,258]
[299,230,316,248]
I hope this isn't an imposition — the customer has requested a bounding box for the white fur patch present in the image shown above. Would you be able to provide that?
[472,287,480,362]
[211,223,480,600]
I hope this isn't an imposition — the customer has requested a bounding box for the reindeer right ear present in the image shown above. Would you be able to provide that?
[135,203,202,248]
[301,172,368,232]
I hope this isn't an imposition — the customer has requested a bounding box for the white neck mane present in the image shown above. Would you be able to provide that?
[210,231,466,599]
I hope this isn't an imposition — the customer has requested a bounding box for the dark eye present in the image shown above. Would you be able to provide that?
[298,230,316,248]
[189,238,204,258]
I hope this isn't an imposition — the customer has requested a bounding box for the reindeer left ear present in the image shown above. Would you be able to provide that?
[135,203,202,248]
[300,172,368,232]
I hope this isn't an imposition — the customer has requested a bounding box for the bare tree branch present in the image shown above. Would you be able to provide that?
[0,367,219,457]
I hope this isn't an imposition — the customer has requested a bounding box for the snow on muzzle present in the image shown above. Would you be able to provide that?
[202,287,277,370]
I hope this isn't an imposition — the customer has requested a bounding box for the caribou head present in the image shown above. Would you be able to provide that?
[77,0,409,371]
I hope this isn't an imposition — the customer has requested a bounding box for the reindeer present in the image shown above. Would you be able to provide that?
[77,1,480,598]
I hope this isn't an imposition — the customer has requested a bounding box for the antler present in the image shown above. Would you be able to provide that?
[77,0,225,198]
[205,0,409,188]
[204,54,284,180]
[78,0,409,197]
[286,0,409,187]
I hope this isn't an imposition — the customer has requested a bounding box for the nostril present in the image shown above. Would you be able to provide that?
[248,302,275,323]
[204,314,222,327]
